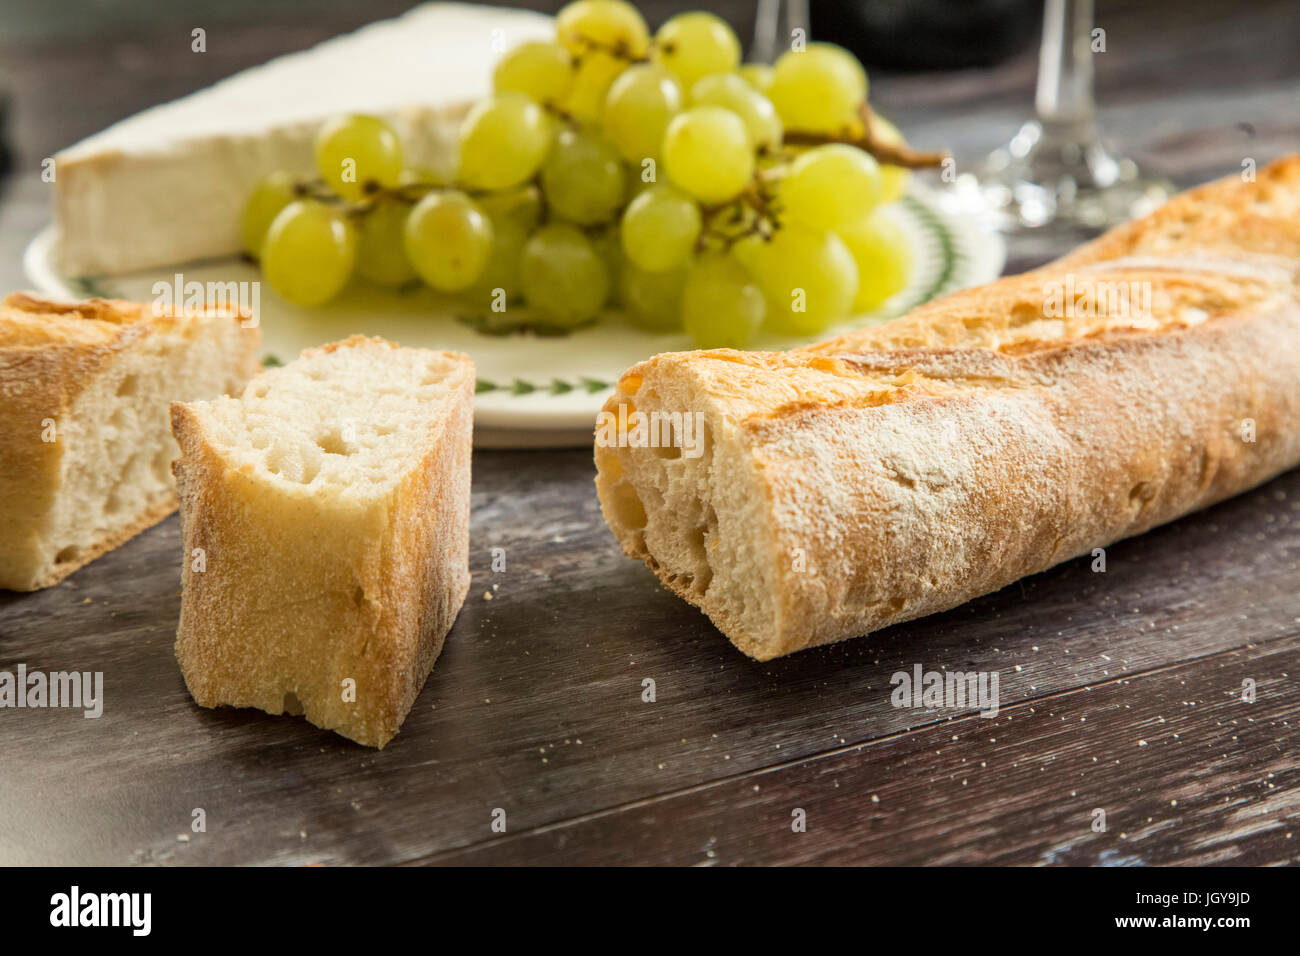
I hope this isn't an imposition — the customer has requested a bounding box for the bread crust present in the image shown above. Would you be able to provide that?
[171,336,474,748]
[0,294,260,590]
[596,155,1300,660]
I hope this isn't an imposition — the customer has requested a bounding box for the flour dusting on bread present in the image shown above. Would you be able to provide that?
[596,155,1300,660]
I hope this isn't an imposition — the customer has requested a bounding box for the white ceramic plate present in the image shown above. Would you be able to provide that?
[25,183,1003,447]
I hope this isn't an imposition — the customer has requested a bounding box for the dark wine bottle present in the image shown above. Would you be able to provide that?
[812,0,1042,70]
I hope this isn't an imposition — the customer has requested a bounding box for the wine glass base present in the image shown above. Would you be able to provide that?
[975,120,1173,234]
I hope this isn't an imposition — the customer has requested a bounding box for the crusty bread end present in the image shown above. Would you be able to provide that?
[171,335,474,748]
[0,294,260,590]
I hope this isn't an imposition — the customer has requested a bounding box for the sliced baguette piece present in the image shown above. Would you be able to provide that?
[170,335,474,748]
[0,293,260,591]
[595,155,1300,661]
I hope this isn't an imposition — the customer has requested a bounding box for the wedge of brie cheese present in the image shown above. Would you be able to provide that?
[54,2,553,277]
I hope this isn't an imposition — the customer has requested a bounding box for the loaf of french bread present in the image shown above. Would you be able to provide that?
[595,155,1300,660]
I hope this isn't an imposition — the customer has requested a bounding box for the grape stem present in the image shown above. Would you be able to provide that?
[286,176,493,216]
[542,101,585,131]
[784,103,948,169]
[529,172,550,224]
[696,173,781,252]
[569,33,651,65]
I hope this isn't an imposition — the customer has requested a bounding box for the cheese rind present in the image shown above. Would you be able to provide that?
[54,3,553,276]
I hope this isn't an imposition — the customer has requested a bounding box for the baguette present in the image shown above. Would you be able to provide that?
[595,155,1300,661]
[0,293,260,590]
[170,335,474,748]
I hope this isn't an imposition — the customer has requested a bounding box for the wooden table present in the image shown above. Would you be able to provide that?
[1,0,1297,866]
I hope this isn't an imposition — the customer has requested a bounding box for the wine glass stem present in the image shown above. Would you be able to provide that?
[1035,0,1097,127]
[752,0,810,64]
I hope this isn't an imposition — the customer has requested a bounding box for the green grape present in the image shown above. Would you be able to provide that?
[477,184,544,231]
[620,184,701,272]
[398,166,448,187]
[314,114,404,201]
[837,211,913,312]
[520,222,609,326]
[768,43,868,134]
[461,186,544,310]
[541,127,626,225]
[403,191,493,292]
[626,162,656,199]
[555,0,648,121]
[562,53,625,123]
[589,226,624,307]
[729,231,763,270]
[870,113,910,203]
[493,40,575,106]
[753,224,858,335]
[738,63,773,94]
[355,198,417,287]
[621,263,686,332]
[555,0,649,59]
[879,166,908,205]
[603,63,683,163]
[261,200,357,307]
[653,12,741,91]
[463,218,529,310]
[662,106,754,203]
[689,73,782,152]
[457,92,553,191]
[819,42,870,94]
[681,254,765,349]
[782,144,882,231]
[242,170,298,257]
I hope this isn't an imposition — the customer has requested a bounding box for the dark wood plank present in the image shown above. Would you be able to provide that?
[2,461,1297,864]
[426,637,1300,866]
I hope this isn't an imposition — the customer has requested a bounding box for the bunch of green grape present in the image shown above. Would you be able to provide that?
[243,0,916,348]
